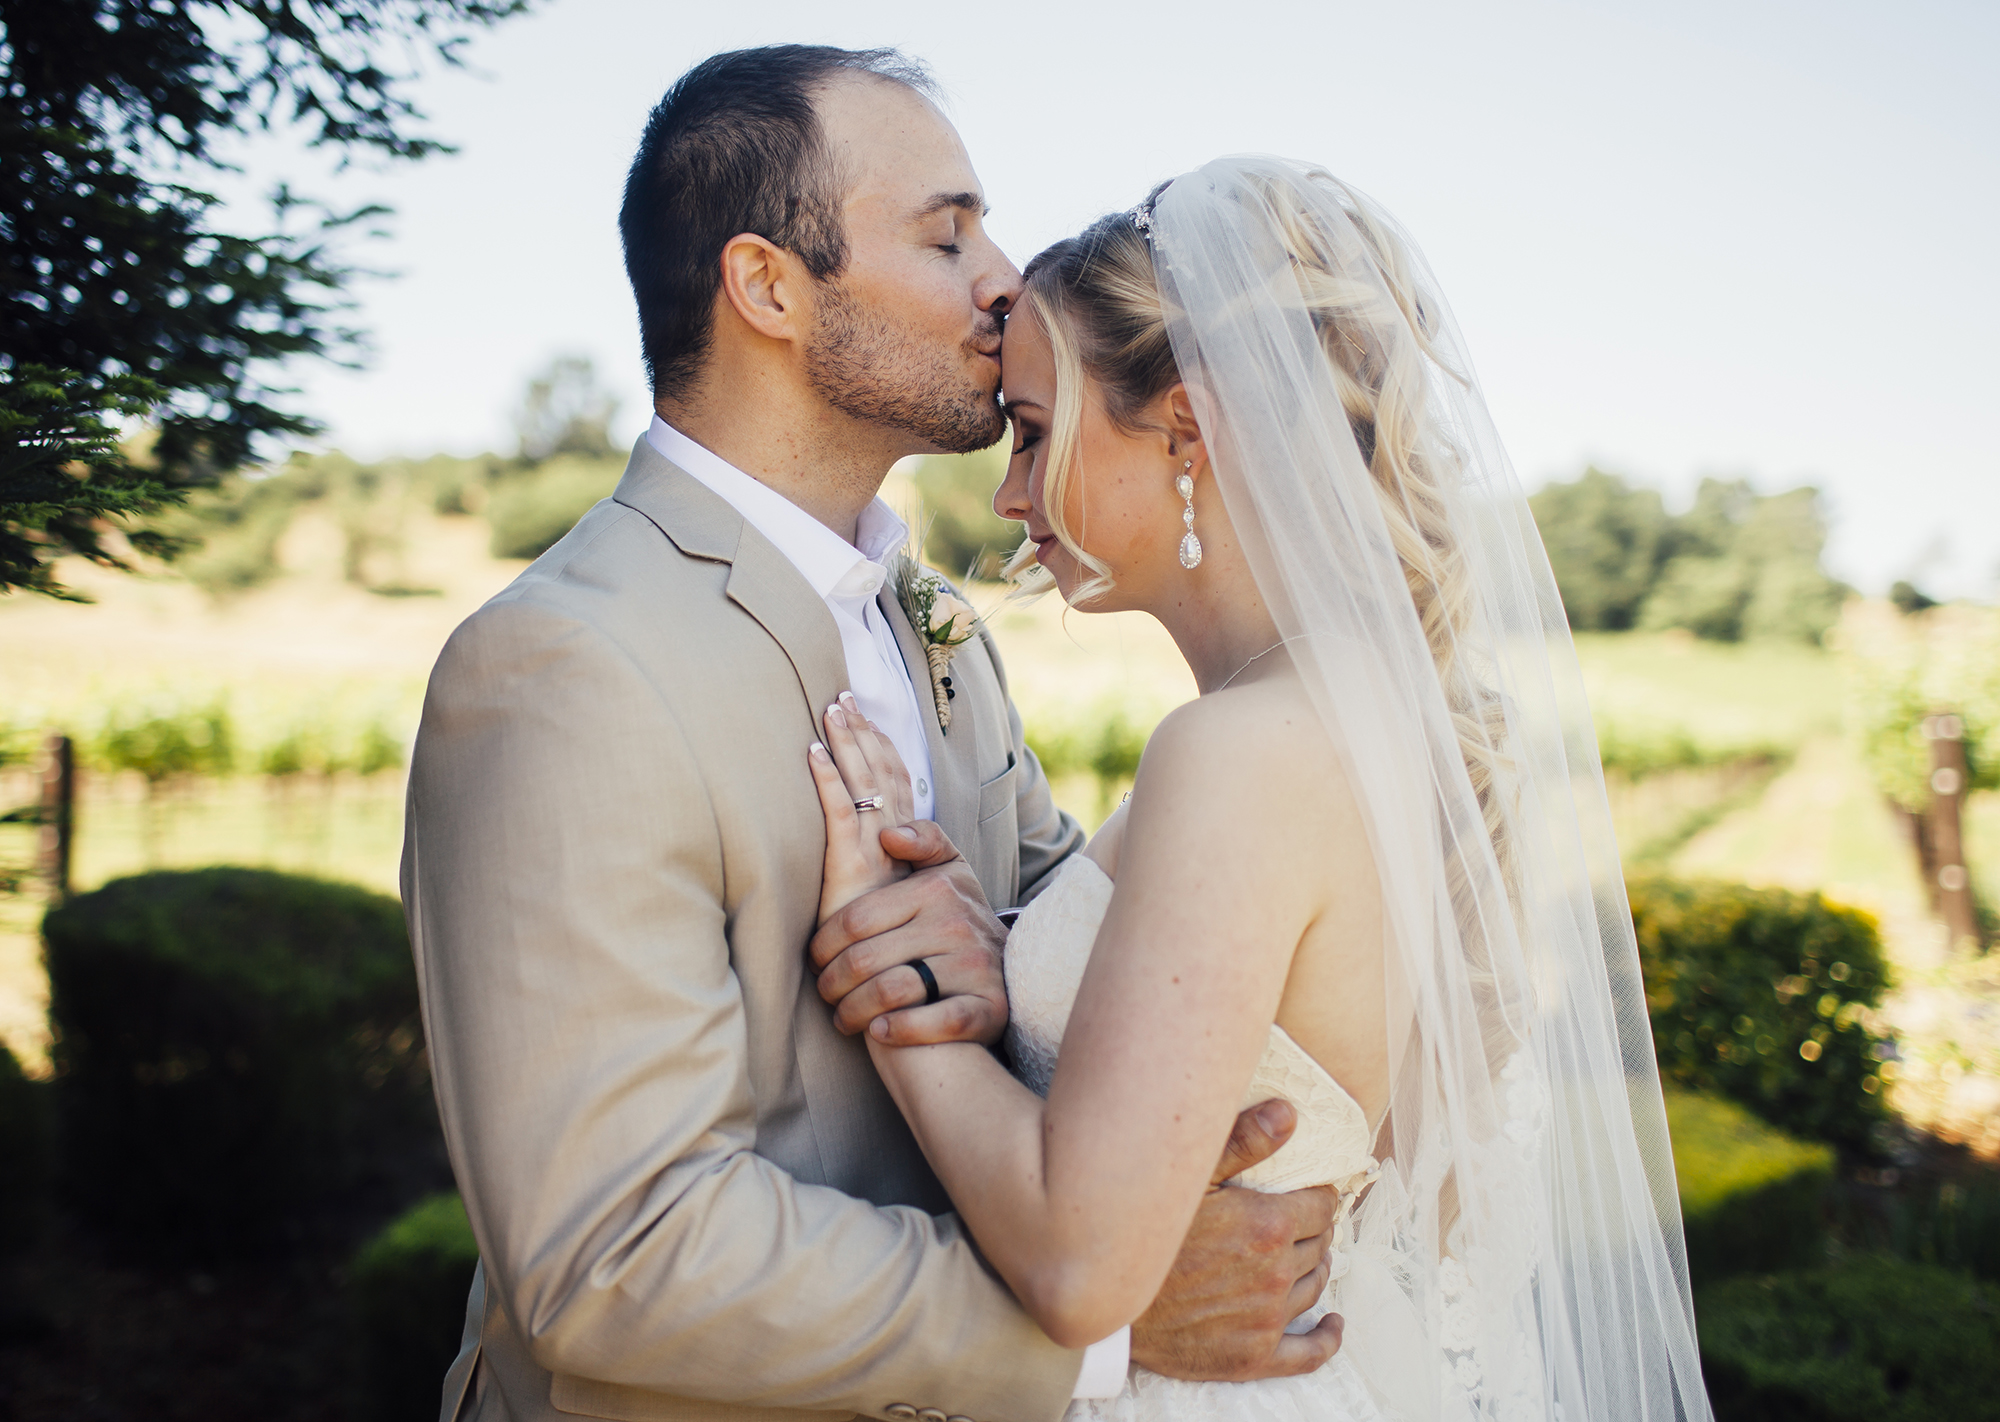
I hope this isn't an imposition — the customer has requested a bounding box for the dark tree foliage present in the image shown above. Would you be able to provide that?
[0,363,183,596]
[0,0,529,595]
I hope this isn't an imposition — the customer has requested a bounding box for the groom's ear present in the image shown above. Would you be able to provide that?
[717,232,809,344]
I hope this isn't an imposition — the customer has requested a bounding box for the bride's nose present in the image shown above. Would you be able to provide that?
[994,449,1032,524]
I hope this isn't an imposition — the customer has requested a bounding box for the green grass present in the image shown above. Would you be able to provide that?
[1667,1087,1834,1282]
[1573,631,1841,762]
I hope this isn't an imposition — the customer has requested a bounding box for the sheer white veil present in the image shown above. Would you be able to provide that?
[1145,156,1709,1421]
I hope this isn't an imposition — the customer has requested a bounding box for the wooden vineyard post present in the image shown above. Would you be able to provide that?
[38,733,73,904]
[1924,713,1981,950]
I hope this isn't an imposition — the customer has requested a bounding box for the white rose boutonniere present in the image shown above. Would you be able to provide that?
[893,551,979,733]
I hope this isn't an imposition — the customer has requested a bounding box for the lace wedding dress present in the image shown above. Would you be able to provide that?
[1008,855,1418,1422]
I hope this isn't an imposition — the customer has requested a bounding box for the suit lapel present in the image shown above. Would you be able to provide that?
[880,583,982,849]
[611,435,849,729]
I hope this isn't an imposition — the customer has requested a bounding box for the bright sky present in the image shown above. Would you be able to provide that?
[252,0,1997,597]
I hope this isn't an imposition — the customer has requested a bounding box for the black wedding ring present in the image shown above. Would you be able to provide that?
[909,958,941,1006]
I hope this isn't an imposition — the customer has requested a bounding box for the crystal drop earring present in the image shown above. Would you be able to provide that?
[1176,460,1203,569]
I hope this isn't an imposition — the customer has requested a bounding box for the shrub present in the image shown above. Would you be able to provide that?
[1666,1087,1832,1285]
[352,1191,479,1422]
[1697,1257,2000,1421]
[1630,878,1890,1152]
[0,1042,52,1259]
[1887,1174,2000,1283]
[44,868,431,1257]
[486,455,622,560]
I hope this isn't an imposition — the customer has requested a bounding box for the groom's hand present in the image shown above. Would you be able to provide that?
[1129,1100,1344,1381]
[809,821,1009,1047]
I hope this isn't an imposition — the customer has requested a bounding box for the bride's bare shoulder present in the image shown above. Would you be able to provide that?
[1135,676,1355,829]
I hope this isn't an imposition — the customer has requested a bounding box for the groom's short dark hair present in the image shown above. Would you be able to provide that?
[621,45,938,401]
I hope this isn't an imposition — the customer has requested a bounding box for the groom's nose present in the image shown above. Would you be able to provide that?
[974,245,1024,318]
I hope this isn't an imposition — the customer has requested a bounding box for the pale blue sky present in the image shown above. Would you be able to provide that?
[239,0,1996,596]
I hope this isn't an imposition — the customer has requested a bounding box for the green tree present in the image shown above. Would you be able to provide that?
[515,354,619,464]
[1531,471,1849,644]
[0,364,183,598]
[1526,467,1670,631]
[1,0,529,596]
[1640,480,1848,643]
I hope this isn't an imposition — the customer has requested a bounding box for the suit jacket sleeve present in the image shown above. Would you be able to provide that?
[403,594,1083,1420]
[973,620,1086,905]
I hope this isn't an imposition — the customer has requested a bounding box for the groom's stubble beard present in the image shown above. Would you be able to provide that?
[803,278,1007,456]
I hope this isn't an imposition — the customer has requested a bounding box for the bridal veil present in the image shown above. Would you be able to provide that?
[1146,157,1710,1421]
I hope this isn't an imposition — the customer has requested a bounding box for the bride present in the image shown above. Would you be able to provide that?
[805,156,1710,1422]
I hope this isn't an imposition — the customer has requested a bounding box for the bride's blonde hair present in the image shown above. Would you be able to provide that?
[1016,179,1514,887]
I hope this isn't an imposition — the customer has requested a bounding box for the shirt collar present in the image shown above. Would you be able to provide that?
[647,415,907,603]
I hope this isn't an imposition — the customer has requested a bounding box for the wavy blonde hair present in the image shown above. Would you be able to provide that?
[1016,182,1514,888]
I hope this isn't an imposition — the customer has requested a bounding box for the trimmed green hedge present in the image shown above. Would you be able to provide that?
[44,868,431,1256]
[1631,879,1889,1151]
[1698,1256,2000,1421]
[0,1042,52,1259]
[1666,1087,1832,1285]
[352,1191,479,1422]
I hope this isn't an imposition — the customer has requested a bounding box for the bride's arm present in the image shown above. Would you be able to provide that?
[812,696,1352,1349]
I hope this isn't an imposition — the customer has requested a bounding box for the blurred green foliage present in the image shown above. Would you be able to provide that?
[1530,470,1849,643]
[1025,698,1154,815]
[486,454,624,561]
[1885,1174,2000,1283]
[94,701,235,783]
[1848,619,2000,815]
[514,355,619,465]
[44,868,432,1258]
[1666,1087,1833,1284]
[1631,879,1890,1152]
[910,445,1020,582]
[1696,1257,2000,1421]
[351,1191,480,1421]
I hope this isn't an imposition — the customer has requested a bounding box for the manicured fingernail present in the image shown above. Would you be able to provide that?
[810,742,827,760]
[826,705,846,727]
[840,691,859,710]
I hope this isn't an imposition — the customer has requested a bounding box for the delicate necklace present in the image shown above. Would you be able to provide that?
[1216,638,1292,691]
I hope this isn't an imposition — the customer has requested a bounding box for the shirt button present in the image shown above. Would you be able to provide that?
[916,778,929,797]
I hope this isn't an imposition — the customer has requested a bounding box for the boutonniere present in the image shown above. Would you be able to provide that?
[893,550,979,733]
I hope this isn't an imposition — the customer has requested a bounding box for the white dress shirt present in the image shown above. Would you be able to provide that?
[645,416,1130,1399]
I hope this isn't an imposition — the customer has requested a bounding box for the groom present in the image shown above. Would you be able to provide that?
[403,45,1341,1422]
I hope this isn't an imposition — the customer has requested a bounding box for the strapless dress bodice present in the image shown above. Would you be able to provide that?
[1006,855,1380,1202]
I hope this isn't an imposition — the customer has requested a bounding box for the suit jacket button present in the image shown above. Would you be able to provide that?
[885,1408,917,1420]
[918,1411,947,1422]
[948,1415,975,1422]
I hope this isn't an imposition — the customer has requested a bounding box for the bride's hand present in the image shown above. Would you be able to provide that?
[808,694,917,926]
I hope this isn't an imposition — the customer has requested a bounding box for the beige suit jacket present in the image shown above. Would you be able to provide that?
[402,436,1090,1422]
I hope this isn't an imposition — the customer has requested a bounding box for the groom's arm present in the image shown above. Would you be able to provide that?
[404,595,1082,1422]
